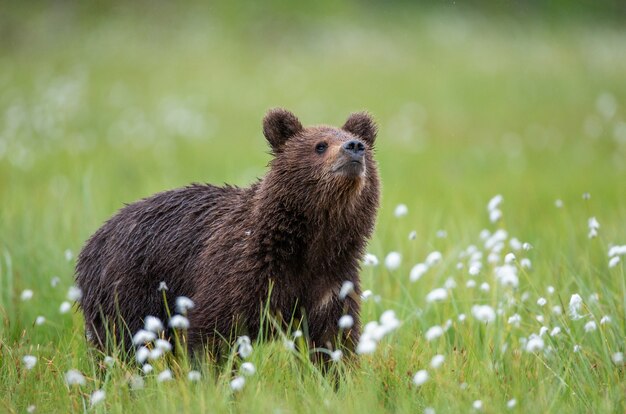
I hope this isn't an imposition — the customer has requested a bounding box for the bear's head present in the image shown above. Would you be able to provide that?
[261,108,379,215]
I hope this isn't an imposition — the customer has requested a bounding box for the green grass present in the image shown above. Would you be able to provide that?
[1,4,626,413]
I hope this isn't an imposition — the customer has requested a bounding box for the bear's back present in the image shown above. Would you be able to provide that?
[76,183,245,348]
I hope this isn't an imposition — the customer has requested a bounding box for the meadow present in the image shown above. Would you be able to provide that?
[1,3,626,413]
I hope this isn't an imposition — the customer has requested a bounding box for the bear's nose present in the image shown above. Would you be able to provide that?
[342,140,366,158]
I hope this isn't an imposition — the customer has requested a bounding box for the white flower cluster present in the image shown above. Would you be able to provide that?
[356,310,400,355]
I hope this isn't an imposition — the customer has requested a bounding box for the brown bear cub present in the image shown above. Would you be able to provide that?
[76,108,380,361]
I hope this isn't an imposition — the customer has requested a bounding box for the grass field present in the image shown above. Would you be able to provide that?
[1,3,626,413]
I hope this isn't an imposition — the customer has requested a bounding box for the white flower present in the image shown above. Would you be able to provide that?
[489,209,502,223]
[136,347,150,364]
[588,217,600,238]
[609,256,621,268]
[144,316,164,333]
[35,316,45,326]
[155,339,172,352]
[430,354,445,369]
[573,344,581,353]
[458,313,466,322]
[507,399,517,409]
[21,290,34,301]
[555,199,564,208]
[612,352,624,365]
[436,229,447,238]
[425,251,443,266]
[507,313,521,327]
[230,376,245,391]
[537,297,547,306]
[409,263,428,282]
[536,315,545,323]
[479,282,490,292]
[130,375,145,389]
[425,326,444,341]
[169,315,190,329]
[284,340,295,351]
[338,315,354,329]
[568,294,584,320]
[385,252,402,271]
[27,405,35,413]
[356,337,377,354]
[509,238,522,251]
[65,369,86,386]
[50,276,60,287]
[473,400,483,410]
[600,315,611,325]
[494,265,519,288]
[539,326,549,337]
[363,253,379,267]
[426,288,448,303]
[148,353,163,367]
[608,245,626,257]
[504,253,516,264]
[412,370,429,386]
[584,321,597,333]
[523,242,533,251]
[90,390,106,407]
[158,281,168,291]
[394,204,408,217]
[487,194,503,211]
[471,305,496,323]
[240,362,256,376]
[361,290,373,301]
[550,327,561,337]
[409,231,417,240]
[520,258,532,269]
[157,369,172,382]
[59,301,71,314]
[330,350,343,362]
[175,296,194,314]
[142,363,153,374]
[547,286,555,295]
[64,249,73,262]
[133,329,156,346]
[466,280,476,288]
[237,336,253,358]
[380,310,400,332]
[444,277,457,289]
[468,263,481,276]
[23,355,37,370]
[67,286,82,302]
[552,305,562,315]
[293,330,303,338]
[424,407,435,414]
[104,356,115,367]
[188,370,201,381]
[339,281,354,300]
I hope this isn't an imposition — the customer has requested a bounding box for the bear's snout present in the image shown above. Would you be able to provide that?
[342,140,366,161]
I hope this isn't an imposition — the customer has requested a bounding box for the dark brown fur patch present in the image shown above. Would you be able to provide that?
[75,109,380,358]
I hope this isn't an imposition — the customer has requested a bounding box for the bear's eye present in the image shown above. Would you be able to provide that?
[315,142,328,154]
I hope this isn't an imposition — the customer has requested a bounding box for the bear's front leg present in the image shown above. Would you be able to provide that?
[306,286,361,361]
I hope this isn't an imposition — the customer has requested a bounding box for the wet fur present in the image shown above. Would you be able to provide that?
[75,109,380,358]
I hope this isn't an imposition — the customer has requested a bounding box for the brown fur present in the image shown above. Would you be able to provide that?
[75,108,380,358]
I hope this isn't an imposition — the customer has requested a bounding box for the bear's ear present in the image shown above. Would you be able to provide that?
[263,108,303,152]
[342,112,377,146]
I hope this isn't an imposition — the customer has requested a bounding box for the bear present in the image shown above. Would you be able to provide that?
[75,108,380,361]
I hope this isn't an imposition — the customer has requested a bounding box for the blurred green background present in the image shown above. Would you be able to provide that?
[2,1,626,319]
